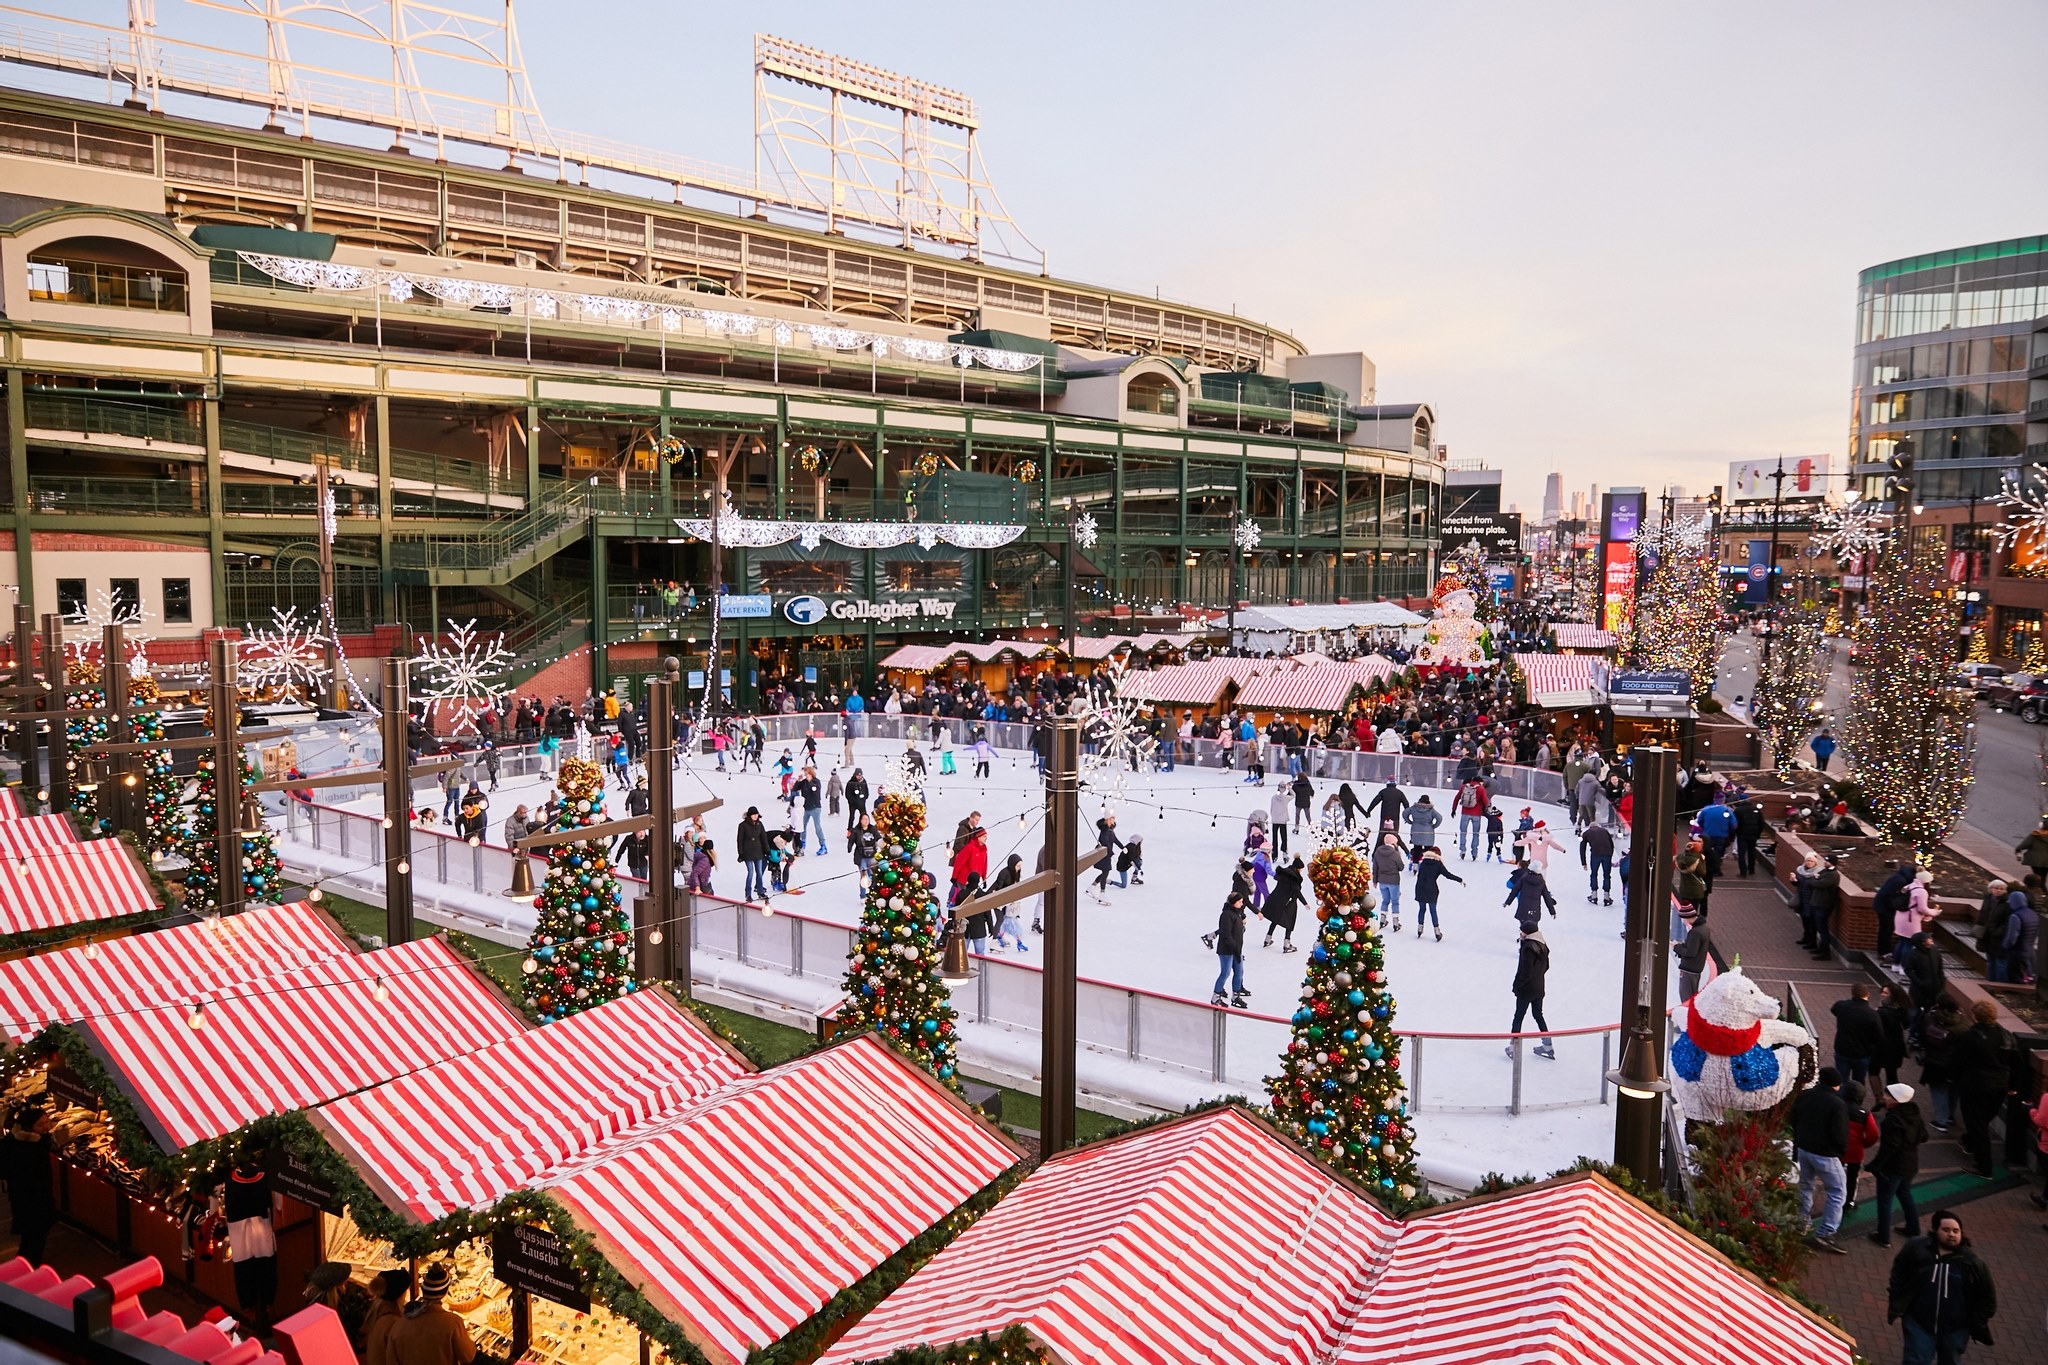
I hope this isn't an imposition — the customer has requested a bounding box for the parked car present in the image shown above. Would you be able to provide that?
[1981,672,2043,710]
[1958,662,2009,693]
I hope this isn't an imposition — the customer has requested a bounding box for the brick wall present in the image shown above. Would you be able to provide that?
[513,643,594,705]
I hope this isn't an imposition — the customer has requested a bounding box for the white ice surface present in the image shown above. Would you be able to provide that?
[291,735,1635,1187]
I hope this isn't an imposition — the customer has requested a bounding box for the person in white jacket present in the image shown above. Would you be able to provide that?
[1518,818,1564,873]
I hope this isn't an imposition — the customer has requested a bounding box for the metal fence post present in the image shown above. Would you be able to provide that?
[472,842,484,892]
[1410,1035,1424,1112]
[1601,1029,1613,1105]
[1212,1006,1227,1082]
[1511,1038,1525,1116]
[736,904,749,964]
[1127,991,1140,1061]
[340,813,350,859]
[976,963,990,1024]
[436,836,448,884]
[789,915,802,977]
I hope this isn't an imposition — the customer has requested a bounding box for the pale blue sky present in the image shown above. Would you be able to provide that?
[515,1,2048,509]
[29,0,2048,509]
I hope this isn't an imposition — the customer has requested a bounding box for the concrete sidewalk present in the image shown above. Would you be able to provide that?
[1701,867,2045,1363]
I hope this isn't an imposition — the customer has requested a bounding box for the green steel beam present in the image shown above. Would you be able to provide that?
[6,371,31,616]
[204,395,226,627]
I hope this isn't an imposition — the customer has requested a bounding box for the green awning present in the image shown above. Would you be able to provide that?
[191,225,339,260]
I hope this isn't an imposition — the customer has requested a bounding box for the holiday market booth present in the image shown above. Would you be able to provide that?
[819,1106,1855,1365]
[1548,622,1620,652]
[1118,658,1276,718]
[303,1011,1021,1365]
[0,905,523,1310]
[0,813,162,957]
[1230,656,1404,726]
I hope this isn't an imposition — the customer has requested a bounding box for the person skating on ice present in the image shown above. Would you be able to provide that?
[1210,889,1250,1009]
[1579,821,1616,906]
[1507,923,1556,1060]
[1484,805,1505,861]
[1412,845,1463,941]
[1372,830,1407,933]
[1260,853,1304,952]
[1291,771,1314,830]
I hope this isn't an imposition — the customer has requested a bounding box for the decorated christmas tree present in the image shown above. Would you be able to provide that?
[127,671,186,858]
[1411,574,1492,667]
[182,752,283,912]
[64,659,111,836]
[839,781,960,1085]
[521,757,633,1021]
[1266,843,1420,1203]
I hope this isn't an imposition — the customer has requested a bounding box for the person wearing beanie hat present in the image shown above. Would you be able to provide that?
[387,1260,476,1365]
[1868,1080,1930,1247]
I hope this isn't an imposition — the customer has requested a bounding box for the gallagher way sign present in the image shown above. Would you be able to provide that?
[784,596,961,625]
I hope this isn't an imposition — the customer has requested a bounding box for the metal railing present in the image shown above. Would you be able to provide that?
[389,479,591,574]
[23,393,201,447]
[28,256,189,312]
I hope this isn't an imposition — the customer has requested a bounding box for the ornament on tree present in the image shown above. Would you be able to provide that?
[522,758,633,1021]
[1265,844,1419,1201]
[1412,575,1492,668]
[63,658,111,836]
[181,751,282,912]
[839,790,960,1085]
[126,670,186,857]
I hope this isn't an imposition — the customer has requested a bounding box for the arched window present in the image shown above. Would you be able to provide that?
[27,236,188,313]
[1126,372,1180,416]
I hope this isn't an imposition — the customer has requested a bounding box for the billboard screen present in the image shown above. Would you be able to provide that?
[1728,455,1832,502]
[1601,491,1644,544]
[1601,542,1636,632]
[1440,510,1523,558]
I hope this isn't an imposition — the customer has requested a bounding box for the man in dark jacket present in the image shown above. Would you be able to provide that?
[1361,779,1408,831]
[1886,1210,1997,1362]
[1506,925,1555,1059]
[1790,1066,1850,1254]
[1830,982,1884,1086]
[1504,864,1557,932]
[1950,1000,2014,1179]
[843,768,870,841]
[1672,905,1729,1002]
[1209,892,1249,1009]
[794,767,827,855]
[736,806,770,903]
[1807,853,1842,960]
[1577,823,1615,906]
[1868,1082,1930,1247]
[1873,862,1913,958]
[1903,930,1946,1018]
[1731,796,1766,877]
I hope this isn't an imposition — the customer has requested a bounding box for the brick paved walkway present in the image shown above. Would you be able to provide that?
[1703,867,2047,1364]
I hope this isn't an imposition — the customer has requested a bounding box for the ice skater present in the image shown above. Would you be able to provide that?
[1210,890,1250,1009]
[1269,786,1292,856]
[1291,772,1315,831]
[1260,853,1304,952]
[1507,923,1556,1060]
[1373,831,1407,933]
[1249,845,1272,911]
[1090,813,1123,902]
[1484,805,1506,861]
[1413,845,1464,941]
[1580,821,1615,906]
[1116,833,1145,887]
[987,853,1032,952]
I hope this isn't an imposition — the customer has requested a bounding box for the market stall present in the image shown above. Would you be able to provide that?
[819,1106,1855,1365]
[1119,658,1275,717]
[1548,622,1620,652]
[1231,657,1404,725]
[0,787,27,820]
[305,1027,1021,1365]
[0,840,162,953]
[1511,652,1602,710]
[0,814,85,853]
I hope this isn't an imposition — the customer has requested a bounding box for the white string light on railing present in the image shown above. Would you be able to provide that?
[239,252,1046,373]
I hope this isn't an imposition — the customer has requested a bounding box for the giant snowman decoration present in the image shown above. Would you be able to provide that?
[1669,967,1818,1122]
[1413,579,1491,668]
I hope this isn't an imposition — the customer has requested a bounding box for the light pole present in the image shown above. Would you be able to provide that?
[1611,745,1676,1185]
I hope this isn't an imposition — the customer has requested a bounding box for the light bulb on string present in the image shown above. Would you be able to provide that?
[372,976,390,1003]
[187,1003,207,1030]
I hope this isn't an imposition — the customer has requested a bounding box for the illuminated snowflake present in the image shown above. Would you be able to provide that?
[1811,501,1891,562]
[1234,518,1262,553]
[63,588,150,660]
[1636,516,1710,559]
[1991,470,2048,550]
[414,619,515,735]
[1078,658,1158,802]
[1072,512,1100,551]
[881,749,927,802]
[240,606,331,699]
[1311,810,1377,860]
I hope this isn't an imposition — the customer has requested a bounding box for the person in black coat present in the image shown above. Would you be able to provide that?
[1,1103,55,1264]
[1731,796,1766,876]
[1829,982,1884,1087]
[1903,930,1945,1018]
[843,768,870,840]
[1260,855,1304,951]
[1210,892,1249,1008]
[736,806,770,902]
[1886,1211,1997,1359]
[1873,862,1913,958]
[1875,983,1913,1087]
[1411,847,1464,942]
[1359,779,1404,831]
[1504,864,1557,932]
[1508,925,1554,1058]
[1091,815,1123,897]
[1949,1001,2014,1179]
[1291,773,1315,830]
[1867,1082,1930,1246]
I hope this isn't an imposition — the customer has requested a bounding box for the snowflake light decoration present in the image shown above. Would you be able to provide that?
[62,588,150,660]
[1310,809,1377,861]
[1990,471,2048,550]
[1234,517,1262,553]
[1636,516,1710,559]
[1811,500,1891,562]
[1078,658,1158,802]
[240,606,331,699]
[1072,512,1100,551]
[881,750,927,802]
[414,619,514,735]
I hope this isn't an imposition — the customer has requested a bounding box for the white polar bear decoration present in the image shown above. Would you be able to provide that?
[1668,967,1818,1123]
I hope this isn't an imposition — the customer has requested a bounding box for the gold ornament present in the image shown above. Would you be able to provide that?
[66,658,102,687]
[557,757,604,803]
[798,445,823,474]
[916,452,940,478]
[657,435,690,466]
[129,674,162,705]
[1015,459,1039,485]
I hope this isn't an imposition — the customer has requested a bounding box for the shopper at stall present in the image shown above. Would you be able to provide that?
[363,1268,413,1365]
[386,1261,477,1365]
[0,1101,55,1264]
[221,1155,280,1329]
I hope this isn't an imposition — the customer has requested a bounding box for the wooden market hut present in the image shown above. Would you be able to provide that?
[0,813,162,958]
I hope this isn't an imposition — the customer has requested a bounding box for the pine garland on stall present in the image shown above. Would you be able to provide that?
[521,757,633,1020]
[1845,524,1975,860]
[840,790,961,1085]
[1265,844,1420,1205]
[181,752,283,912]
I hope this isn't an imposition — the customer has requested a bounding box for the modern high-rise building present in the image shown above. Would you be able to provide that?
[0,12,1444,703]
[1541,472,1563,524]
[1850,235,2045,503]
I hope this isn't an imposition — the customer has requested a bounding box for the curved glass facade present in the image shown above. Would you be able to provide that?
[1850,236,2048,502]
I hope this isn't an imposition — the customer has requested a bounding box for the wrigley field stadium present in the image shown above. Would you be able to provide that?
[0,7,1441,704]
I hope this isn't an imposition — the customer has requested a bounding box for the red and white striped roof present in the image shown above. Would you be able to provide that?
[545,1035,1019,1365]
[311,988,748,1222]
[82,936,525,1151]
[1234,657,1404,714]
[0,840,159,938]
[1328,1176,1852,1364]
[0,787,25,821]
[0,814,81,854]
[0,901,353,1044]
[823,1114,1852,1365]
[1120,659,1275,707]
[820,1107,1399,1365]
[1070,633,1182,661]
[878,644,960,672]
[1512,652,1600,709]
[1548,622,1619,651]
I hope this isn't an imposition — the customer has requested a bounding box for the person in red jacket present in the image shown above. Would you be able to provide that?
[1841,1080,1881,1216]
[949,825,988,900]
